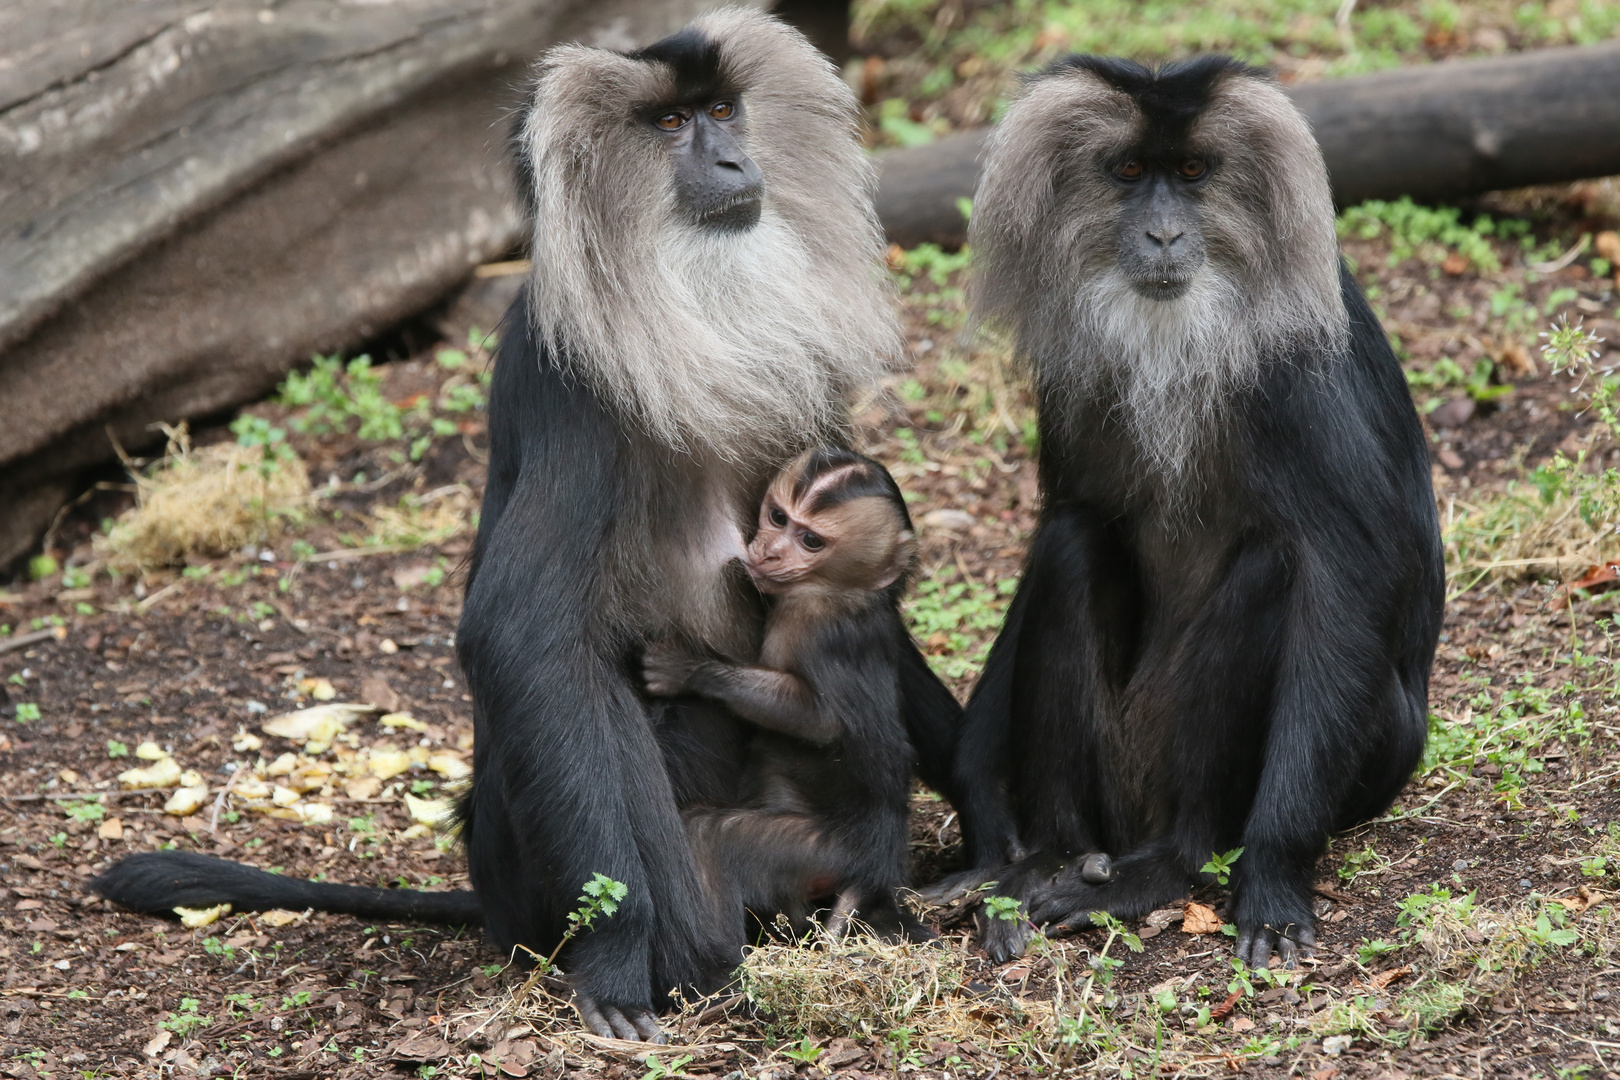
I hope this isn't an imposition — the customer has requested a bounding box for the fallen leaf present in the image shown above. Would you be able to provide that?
[58,768,78,784]
[1564,562,1620,597]
[263,702,374,752]
[98,818,124,841]
[163,784,209,816]
[232,776,272,800]
[368,749,413,780]
[1311,1069,1340,1080]
[175,903,231,928]
[1322,1034,1353,1056]
[391,1035,454,1063]
[259,909,307,928]
[1230,1016,1255,1032]
[1596,230,1620,264]
[361,674,402,713]
[426,752,471,780]
[118,756,181,789]
[1181,901,1221,935]
[344,775,382,800]
[16,899,43,910]
[25,919,57,933]
[265,751,299,776]
[144,1030,172,1058]
[134,741,167,761]
[232,729,263,752]
[1369,965,1413,990]
[1441,252,1469,276]
[380,712,427,732]
[1208,989,1242,1022]
[298,676,337,701]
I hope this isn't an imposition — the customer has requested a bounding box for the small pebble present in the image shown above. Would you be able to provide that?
[1520,879,1534,889]
[1453,859,1469,872]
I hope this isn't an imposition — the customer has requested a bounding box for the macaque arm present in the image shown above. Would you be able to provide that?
[685,662,840,744]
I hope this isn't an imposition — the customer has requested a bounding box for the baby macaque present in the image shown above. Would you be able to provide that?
[642,447,927,941]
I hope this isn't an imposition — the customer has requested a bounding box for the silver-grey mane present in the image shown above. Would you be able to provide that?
[968,62,1348,485]
[520,7,900,460]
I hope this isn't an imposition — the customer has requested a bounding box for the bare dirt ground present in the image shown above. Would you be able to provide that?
[4,182,1620,1079]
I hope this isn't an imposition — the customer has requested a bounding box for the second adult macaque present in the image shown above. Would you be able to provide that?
[643,447,927,941]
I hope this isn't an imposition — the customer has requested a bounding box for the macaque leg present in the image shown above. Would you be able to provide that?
[826,888,861,940]
[683,809,843,936]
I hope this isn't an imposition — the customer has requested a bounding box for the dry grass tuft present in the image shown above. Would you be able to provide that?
[364,485,473,550]
[735,922,988,1041]
[97,427,310,570]
[1442,485,1612,587]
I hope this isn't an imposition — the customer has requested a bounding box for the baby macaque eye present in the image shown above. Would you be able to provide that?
[800,532,824,551]
[769,507,788,527]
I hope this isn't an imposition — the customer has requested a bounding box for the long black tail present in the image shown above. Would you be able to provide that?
[91,852,482,925]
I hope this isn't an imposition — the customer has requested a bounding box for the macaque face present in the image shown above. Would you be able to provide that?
[746,472,911,597]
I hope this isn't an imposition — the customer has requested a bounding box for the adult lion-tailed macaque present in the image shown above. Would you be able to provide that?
[936,55,1442,968]
[643,447,930,945]
[93,9,963,1043]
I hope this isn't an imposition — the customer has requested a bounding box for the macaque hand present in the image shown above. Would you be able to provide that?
[641,640,705,697]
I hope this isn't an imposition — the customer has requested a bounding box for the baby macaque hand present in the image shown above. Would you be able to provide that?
[641,640,704,697]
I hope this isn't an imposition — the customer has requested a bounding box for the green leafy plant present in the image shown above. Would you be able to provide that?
[14,703,40,723]
[641,1051,692,1079]
[62,798,105,824]
[983,894,1024,922]
[779,1037,822,1066]
[159,998,213,1038]
[1201,847,1244,886]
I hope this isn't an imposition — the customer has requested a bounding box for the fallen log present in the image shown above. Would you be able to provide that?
[875,40,1620,248]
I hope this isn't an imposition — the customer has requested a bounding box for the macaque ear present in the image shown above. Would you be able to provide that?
[872,529,917,591]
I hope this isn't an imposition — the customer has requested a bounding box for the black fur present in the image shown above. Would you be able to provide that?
[1050,54,1258,165]
[92,851,481,923]
[952,263,1442,960]
[629,28,733,105]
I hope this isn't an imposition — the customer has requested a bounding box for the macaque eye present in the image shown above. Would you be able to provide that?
[654,111,689,131]
[799,532,824,551]
[768,507,788,527]
[1179,158,1208,179]
[1115,160,1144,180]
[709,101,735,120]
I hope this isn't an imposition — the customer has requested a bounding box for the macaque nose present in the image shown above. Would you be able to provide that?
[1146,222,1184,247]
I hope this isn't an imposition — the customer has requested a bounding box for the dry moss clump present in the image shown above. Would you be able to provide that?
[97,428,310,571]
[737,926,982,1040]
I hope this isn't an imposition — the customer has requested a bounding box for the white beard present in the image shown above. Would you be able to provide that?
[1040,268,1264,485]
[532,209,896,461]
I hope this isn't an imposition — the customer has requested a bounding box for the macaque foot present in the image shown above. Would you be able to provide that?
[1235,921,1315,970]
[573,991,666,1043]
[915,867,998,905]
[977,905,1036,964]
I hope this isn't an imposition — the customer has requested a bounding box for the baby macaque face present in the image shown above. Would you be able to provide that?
[746,451,915,596]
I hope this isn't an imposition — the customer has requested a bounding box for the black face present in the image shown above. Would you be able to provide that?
[648,98,764,231]
[1110,154,1210,301]
[1046,53,1257,302]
